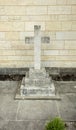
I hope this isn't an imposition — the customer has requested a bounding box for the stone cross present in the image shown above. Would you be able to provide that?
[25,25,50,70]
[34,25,41,69]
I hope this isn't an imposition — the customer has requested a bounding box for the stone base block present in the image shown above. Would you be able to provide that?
[15,68,60,100]
[15,93,61,100]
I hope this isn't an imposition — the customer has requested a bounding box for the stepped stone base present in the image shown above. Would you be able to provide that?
[15,68,60,100]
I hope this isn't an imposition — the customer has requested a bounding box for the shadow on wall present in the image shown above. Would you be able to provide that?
[0,75,25,81]
[0,73,76,81]
[50,74,76,81]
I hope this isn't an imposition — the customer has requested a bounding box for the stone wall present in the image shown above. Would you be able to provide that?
[0,0,76,68]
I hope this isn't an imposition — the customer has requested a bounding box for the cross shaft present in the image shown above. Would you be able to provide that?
[25,25,50,70]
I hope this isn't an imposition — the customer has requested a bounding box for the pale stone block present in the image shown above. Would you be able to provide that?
[0,40,34,50]
[0,6,5,15]
[42,32,56,40]
[72,22,76,30]
[72,6,76,14]
[20,32,34,40]
[0,41,11,49]
[62,62,76,68]
[56,32,64,40]
[23,43,34,50]
[42,56,55,61]
[56,32,76,40]
[61,22,72,30]
[0,0,26,5]
[67,0,76,4]
[0,22,24,31]
[52,41,64,49]
[48,6,71,14]
[20,32,26,40]
[11,43,23,50]
[42,41,64,49]
[0,41,10,45]
[0,50,34,56]
[49,15,58,21]
[11,41,34,50]
[0,50,14,56]
[22,15,50,22]
[4,16,22,22]
[25,22,45,31]
[12,22,25,31]
[0,6,25,15]
[0,56,33,61]
[0,0,56,5]
[59,50,76,56]
[42,61,65,67]
[56,0,67,5]
[59,50,69,55]
[56,56,67,61]
[0,22,11,31]
[69,50,76,55]
[49,32,56,40]
[5,32,20,40]
[72,15,76,20]
[20,50,34,56]
[26,6,47,15]
[16,50,34,56]
[65,41,76,49]
[59,15,76,21]
[46,22,61,31]
[0,32,5,40]
[0,0,27,5]
[0,16,23,22]
[0,61,33,68]
[58,15,72,21]
[43,50,59,55]
[42,61,76,68]
[15,0,35,5]
[0,16,9,21]
[0,48,34,56]
[33,0,56,5]
[55,56,76,61]
[0,0,17,5]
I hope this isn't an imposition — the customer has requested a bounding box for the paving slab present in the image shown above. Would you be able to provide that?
[55,81,76,94]
[7,120,46,130]
[0,118,8,130]
[0,81,19,95]
[57,94,76,121]
[0,94,19,121]
[17,100,58,120]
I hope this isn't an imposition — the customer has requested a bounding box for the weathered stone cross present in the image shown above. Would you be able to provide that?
[25,25,50,70]
[15,25,56,99]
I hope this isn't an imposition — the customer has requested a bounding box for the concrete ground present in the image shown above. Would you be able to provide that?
[0,80,76,130]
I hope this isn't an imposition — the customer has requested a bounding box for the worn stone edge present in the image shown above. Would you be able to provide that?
[15,87,61,100]
[15,94,61,100]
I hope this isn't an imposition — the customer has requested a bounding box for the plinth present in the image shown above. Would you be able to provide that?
[15,26,60,100]
[15,68,61,100]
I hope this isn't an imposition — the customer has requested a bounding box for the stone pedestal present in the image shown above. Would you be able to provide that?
[15,68,59,100]
[15,26,60,100]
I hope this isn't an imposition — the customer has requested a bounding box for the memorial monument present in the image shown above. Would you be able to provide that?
[15,25,57,99]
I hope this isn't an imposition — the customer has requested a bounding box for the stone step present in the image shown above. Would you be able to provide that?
[20,84,55,97]
[26,78,51,83]
[29,68,49,79]
[19,68,56,98]
[22,78,51,87]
